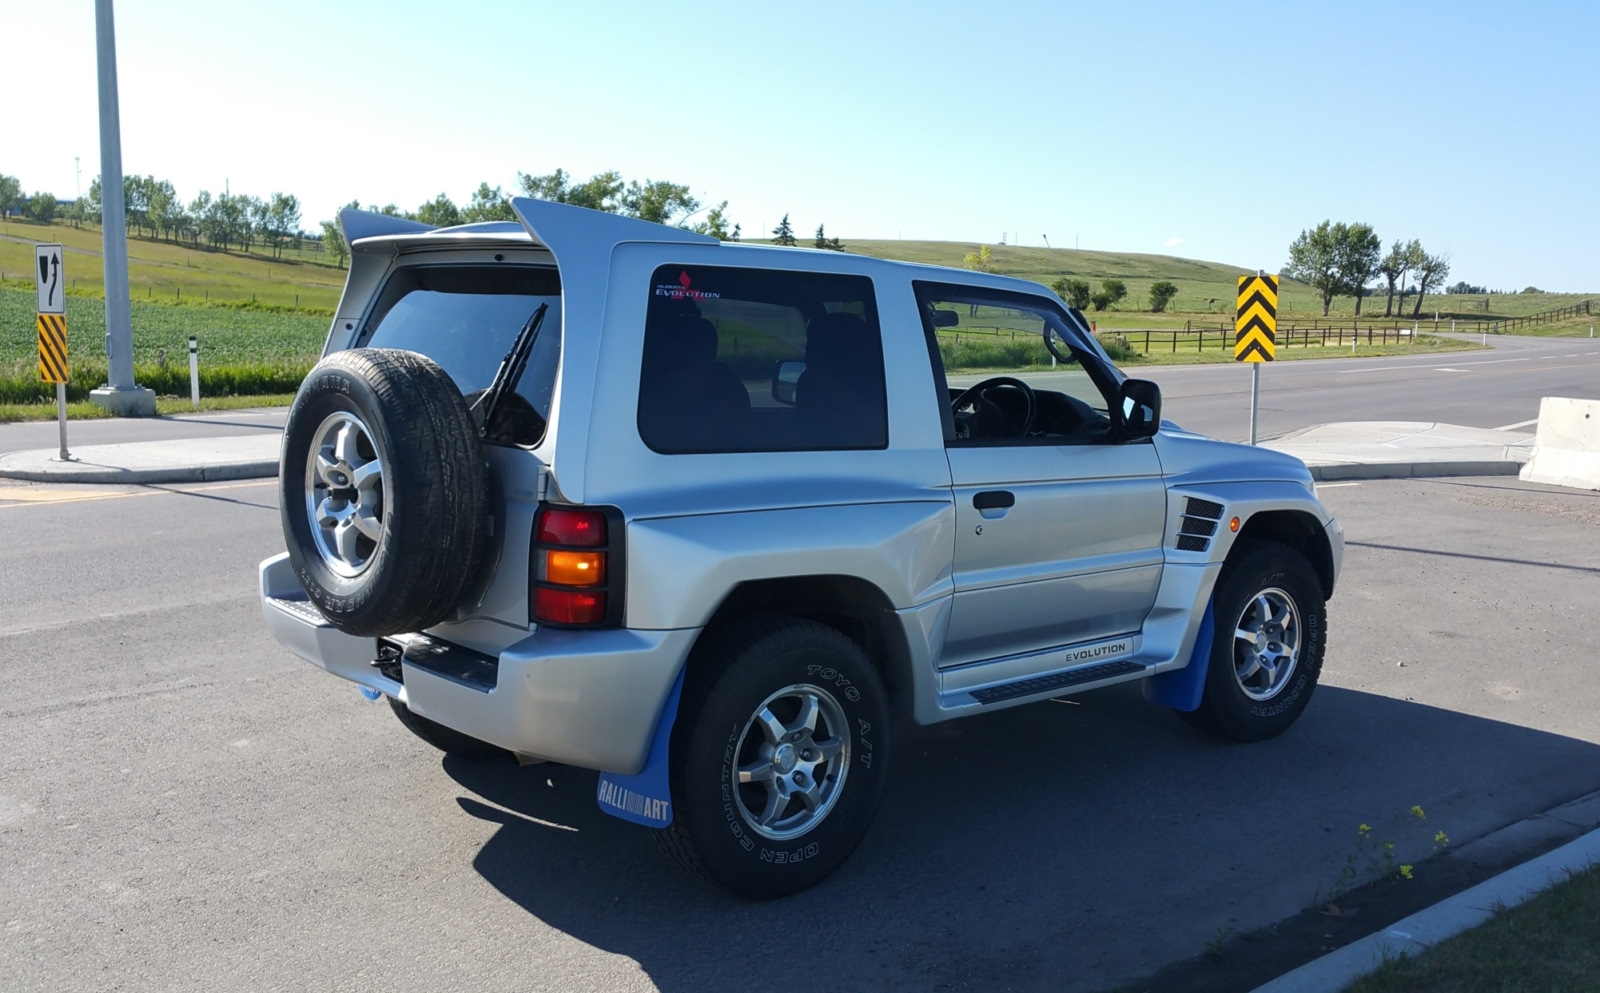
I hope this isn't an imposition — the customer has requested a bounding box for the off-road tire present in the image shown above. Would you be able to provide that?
[1182,539,1326,742]
[279,348,490,637]
[655,615,890,899]
[388,697,508,761]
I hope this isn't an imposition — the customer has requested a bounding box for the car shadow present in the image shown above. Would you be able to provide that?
[442,685,1600,993]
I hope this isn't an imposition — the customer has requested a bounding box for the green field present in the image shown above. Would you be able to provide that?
[0,218,345,313]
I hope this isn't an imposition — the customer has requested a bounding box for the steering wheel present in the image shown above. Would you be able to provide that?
[951,376,1036,439]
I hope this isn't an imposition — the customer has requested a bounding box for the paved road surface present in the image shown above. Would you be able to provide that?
[3,475,1598,991]
[4,334,1597,457]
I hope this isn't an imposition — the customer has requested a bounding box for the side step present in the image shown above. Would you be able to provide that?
[970,659,1148,704]
[382,633,499,692]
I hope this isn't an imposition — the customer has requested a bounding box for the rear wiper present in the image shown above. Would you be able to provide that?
[471,303,549,436]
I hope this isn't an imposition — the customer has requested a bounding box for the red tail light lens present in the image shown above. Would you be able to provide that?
[532,506,621,628]
[533,587,607,626]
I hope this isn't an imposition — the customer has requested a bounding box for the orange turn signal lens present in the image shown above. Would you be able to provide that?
[1229,516,1241,533]
[544,549,605,587]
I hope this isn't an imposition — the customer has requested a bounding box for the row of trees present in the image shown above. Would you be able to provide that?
[0,170,304,258]
[1285,221,1451,318]
[320,169,742,267]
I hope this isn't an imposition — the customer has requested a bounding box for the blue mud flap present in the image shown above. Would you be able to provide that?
[1144,599,1215,712]
[595,668,684,828]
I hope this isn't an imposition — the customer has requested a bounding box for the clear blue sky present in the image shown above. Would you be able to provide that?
[6,0,1596,289]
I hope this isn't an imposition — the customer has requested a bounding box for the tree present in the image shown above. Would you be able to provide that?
[1376,240,1420,317]
[771,214,797,246]
[518,168,625,212]
[814,224,829,249]
[0,173,20,219]
[1411,251,1450,317]
[693,201,738,240]
[1052,277,1092,310]
[260,192,301,257]
[24,190,57,223]
[1089,291,1114,311]
[812,223,844,251]
[1149,280,1179,313]
[415,193,463,228]
[462,183,516,222]
[621,179,698,225]
[1101,279,1127,306]
[321,219,348,269]
[961,245,994,272]
[1334,222,1381,315]
[1284,221,1342,315]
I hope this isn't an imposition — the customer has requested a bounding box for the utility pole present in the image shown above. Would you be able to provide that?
[89,0,154,415]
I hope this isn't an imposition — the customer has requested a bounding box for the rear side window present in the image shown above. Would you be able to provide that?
[360,265,561,445]
[637,265,887,454]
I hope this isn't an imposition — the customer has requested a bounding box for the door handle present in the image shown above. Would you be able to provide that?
[973,490,1015,510]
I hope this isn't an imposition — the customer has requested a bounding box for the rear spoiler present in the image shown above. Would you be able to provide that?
[338,208,435,245]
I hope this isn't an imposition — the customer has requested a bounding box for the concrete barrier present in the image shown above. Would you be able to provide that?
[1520,397,1600,490]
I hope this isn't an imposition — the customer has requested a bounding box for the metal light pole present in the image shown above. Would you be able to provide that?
[89,0,154,415]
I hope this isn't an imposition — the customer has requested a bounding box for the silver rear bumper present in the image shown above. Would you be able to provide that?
[258,553,694,774]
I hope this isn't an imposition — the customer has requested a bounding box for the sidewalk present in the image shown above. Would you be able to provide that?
[0,420,1538,485]
[1262,421,1534,481]
[0,433,280,483]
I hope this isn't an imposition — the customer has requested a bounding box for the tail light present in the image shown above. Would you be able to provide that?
[532,505,623,628]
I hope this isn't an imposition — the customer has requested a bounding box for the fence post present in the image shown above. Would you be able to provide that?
[188,336,199,408]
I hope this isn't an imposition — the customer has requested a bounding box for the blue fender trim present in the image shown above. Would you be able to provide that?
[595,667,684,828]
[1144,599,1215,712]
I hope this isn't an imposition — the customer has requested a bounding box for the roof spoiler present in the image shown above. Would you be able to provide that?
[507,197,715,258]
[338,207,435,244]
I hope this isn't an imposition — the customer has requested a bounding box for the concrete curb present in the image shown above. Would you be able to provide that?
[0,460,280,484]
[1251,795,1600,993]
[1308,460,1525,482]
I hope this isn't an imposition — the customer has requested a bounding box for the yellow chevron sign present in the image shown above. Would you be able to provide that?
[1235,274,1278,362]
[37,313,68,384]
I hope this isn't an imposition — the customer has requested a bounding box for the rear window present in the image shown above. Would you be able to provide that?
[637,264,887,454]
[359,265,560,445]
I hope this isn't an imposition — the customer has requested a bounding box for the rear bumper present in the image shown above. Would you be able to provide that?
[258,553,695,774]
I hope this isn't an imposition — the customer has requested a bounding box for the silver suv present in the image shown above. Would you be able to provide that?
[260,199,1343,898]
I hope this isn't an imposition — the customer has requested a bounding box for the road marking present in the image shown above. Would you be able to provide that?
[1436,368,1466,373]
[0,478,274,509]
[1338,356,1535,375]
[1315,482,1361,489]
[1494,418,1541,431]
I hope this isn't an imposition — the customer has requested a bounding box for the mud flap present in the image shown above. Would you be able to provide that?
[595,668,684,827]
[1144,599,1215,712]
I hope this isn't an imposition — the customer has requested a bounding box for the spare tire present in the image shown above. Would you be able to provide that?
[279,348,490,637]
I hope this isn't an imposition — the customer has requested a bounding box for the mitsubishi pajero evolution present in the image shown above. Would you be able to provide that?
[260,199,1343,898]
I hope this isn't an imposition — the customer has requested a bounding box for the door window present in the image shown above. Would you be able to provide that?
[914,282,1124,447]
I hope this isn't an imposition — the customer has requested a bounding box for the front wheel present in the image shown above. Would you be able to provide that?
[1182,539,1326,742]
[656,616,890,899]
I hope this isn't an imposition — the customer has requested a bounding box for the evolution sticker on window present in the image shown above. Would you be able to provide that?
[654,270,721,301]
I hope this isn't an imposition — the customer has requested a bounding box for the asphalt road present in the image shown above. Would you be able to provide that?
[3,333,1598,458]
[3,474,1598,992]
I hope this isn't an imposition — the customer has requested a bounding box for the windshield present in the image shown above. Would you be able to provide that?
[359,264,561,446]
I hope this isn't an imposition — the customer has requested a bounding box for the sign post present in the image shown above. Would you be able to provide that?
[34,243,72,461]
[1234,271,1278,445]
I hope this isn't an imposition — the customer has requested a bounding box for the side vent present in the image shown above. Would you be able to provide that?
[1175,497,1224,553]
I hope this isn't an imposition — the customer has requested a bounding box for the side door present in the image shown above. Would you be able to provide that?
[916,282,1168,669]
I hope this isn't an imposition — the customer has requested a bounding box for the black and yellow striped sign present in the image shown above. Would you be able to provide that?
[37,313,68,384]
[1235,274,1278,363]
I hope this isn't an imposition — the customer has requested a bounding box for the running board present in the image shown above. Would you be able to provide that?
[969,659,1149,704]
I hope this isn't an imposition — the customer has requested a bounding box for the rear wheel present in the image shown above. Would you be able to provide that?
[656,616,890,899]
[1182,539,1326,742]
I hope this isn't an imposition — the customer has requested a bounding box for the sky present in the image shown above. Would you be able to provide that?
[4,0,1597,289]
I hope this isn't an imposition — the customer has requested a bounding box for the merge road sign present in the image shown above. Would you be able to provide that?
[35,243,64,314]
[34,244,68,384]
[1235,274,1278,362]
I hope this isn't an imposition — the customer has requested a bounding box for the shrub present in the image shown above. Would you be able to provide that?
[1149,280,1179,313]
[1090,291,1113,311]
[1101,279,1127,306]
[1052,277,1092,310]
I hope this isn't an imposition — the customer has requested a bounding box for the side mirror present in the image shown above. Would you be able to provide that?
[1116,379,1161,439]
[930,309,960,328]
[771,359,804,405]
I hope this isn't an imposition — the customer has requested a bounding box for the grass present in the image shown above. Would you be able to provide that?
[0,392,299,424]
[1342,863,1600,993]
[0,218,345,312]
